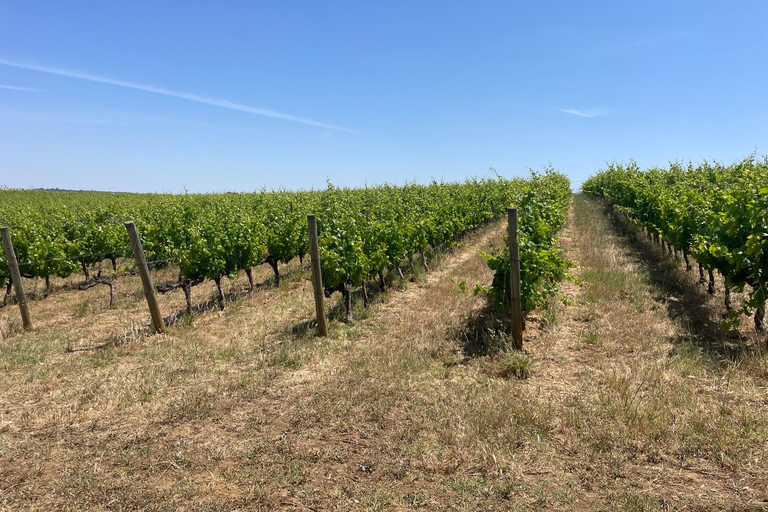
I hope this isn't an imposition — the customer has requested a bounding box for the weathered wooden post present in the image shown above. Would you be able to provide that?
[1,226,32,330]
[307,214,328,337]
[507,208,523,350]
[124,222,165,334]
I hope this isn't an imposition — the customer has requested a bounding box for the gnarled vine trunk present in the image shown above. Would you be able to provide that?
[268,259,280,287]
[3,282,12,305]
[79,277,115,307]
[183,281,192,315]
[341,282,352,323]
[245,268,254,292]
[214,276,225,310]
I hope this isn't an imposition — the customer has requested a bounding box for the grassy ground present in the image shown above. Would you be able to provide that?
[1,195,767,511]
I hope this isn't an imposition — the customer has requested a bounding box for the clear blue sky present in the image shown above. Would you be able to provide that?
[1,1,766,192]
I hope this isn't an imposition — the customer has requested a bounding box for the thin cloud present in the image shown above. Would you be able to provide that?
[560,108,607,118]
[0,84,41,92]
[0,57,357,133]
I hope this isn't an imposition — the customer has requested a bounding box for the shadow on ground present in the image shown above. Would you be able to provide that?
[449,299,517,358]
[601,201,751,363]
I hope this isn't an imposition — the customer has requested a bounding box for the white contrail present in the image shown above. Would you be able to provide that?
[0,57,357,133]
[560,108,607,118]
[0,84,40,91]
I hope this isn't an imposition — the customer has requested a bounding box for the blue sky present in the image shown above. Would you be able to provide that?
[1,1,766,192]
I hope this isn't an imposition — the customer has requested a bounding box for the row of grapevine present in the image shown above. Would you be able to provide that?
[313,178,522,321]
[1,173,571,325]
[479,170,572,315]
[583,158,767,333]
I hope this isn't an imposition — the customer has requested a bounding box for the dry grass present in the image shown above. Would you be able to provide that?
[1,200,768,511]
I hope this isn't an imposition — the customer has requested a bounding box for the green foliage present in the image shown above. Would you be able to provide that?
[479,170,572,313]
[583,157,768,324]
[315,183,368,291]
[263,192,310,268]
[0,172,572,322]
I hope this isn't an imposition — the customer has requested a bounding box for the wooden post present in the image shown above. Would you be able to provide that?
[507,208,523,350]
[307,214,328,337]
[124,222,165,334]
[1,226,32,330]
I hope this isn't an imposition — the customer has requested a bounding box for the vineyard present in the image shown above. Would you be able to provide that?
[0,171,571,337]
[3,166,768,509]
[583,157,768,337]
